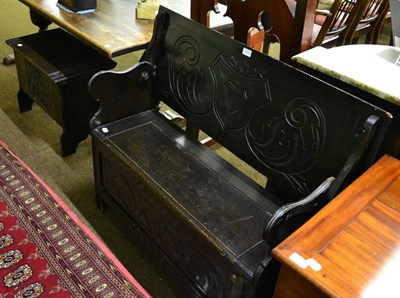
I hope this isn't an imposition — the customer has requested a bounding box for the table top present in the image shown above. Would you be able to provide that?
[272,154,400,297]
[292,45,400,106]
[19,0,189,58]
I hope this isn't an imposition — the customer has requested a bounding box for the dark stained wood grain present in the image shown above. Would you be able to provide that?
[18,0,189,57]
[272,155,400,297]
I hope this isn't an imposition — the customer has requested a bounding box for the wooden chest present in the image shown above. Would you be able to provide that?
[7,28,116,156]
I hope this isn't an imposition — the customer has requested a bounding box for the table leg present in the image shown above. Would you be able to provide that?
[29,10,52,32]
[3,10,52,65]
[2,54,15,65]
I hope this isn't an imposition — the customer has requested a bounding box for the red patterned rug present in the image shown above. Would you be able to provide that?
[0,141,151,297]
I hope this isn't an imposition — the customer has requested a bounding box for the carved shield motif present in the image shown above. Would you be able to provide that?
[209,56,271,132]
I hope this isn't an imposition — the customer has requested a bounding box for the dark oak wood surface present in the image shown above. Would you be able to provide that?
[18,0,189,57]
[272,154,400,297]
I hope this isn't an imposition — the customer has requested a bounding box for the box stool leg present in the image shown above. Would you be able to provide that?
[17,90,34,113]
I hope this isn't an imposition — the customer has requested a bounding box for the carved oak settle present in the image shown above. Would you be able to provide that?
[88,7,391,297]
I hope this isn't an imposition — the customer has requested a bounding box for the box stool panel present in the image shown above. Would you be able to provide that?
[14,52,64,123]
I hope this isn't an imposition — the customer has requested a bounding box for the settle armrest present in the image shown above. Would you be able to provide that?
[263,177,335,247]
[89,12,169,131]
[263,115,381,246]
[88,61,157,130]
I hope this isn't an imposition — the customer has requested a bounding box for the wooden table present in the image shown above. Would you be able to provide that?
[19,0,189,58]
[272,154,400,297]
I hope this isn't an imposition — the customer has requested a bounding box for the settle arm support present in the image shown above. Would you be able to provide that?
[88,61,156,130]
[263,177,335,247]
[263,115,382,246]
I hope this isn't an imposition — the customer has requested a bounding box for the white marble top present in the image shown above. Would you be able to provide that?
[292,45,400,106]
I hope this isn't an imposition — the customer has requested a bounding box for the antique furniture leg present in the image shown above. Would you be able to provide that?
[2,54,15,65]
[60,124,90,156]
[30,9,52,32]
[17,90,34,113]
[3,10,51,66]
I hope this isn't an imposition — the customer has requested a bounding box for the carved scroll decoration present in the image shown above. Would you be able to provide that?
[169,36,212,115]
[247,97,326,194]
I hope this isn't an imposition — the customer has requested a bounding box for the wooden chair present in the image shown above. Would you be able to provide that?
[227,0,320,63]
[191,0,318,64]
[190,0,219,24]
[365,3,392,45]
[264,0,318,62]
[311,0,364,47]
[344,0,391,44]
[191,0,270,51]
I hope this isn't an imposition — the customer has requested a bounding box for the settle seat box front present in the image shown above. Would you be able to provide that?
[6,28,116,156]
[88,8,391,298]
